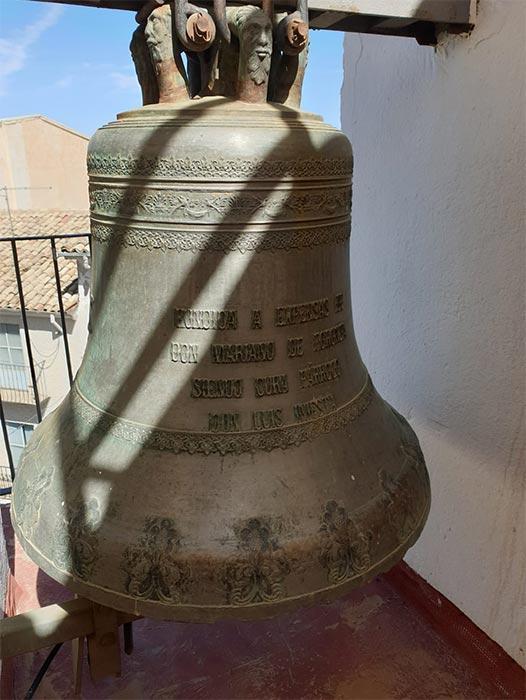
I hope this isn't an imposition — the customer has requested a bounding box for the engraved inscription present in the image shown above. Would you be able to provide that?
[251,310,263,329]
[254,374,288,398]
[252,409,284,430]
[299,359,341,389]
[171,342,199,363]
[73,375,374,454]
[313,323,346,352]
[335,293,344,313]
[192,378,244,399]
[209,413,241,432]
[287,337,304,358]
[174,308,238,330]
[211,342,275,364]
[275,298,329,327]
[293,394,336,421]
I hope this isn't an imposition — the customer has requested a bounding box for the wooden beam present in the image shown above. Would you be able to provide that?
[371,17,418,30]
[27,0,476,27]
[309,11,347,29]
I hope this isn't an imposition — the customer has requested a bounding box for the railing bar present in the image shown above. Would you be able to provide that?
[0,232,91,242]
[10,240,43,423]
[0,390,15,483]
[50,239,74,386]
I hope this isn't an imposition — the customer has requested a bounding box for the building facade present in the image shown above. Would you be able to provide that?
[0,115,89,212]
[0,213,90,485]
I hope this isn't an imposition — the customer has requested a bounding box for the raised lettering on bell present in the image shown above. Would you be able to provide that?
[208,413,241,432]
[211,342,275,364]
[171,342,199,363]
[299,358,341,388]
[252,408,284,430]
[293,394,337,421]
[174,308,238,330]
[254,374,289,397]
[192,378,244,399]
[275,298,329,327]
[313,323,346,352]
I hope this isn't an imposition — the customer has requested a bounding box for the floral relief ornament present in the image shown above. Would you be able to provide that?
[319,500,371,585]
[121,517,191,603]
[224,518,290,605]
[378,439,427,544]
[53,497,101,581]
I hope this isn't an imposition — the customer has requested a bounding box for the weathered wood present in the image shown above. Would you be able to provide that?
[71,636,85,697]
[309,10,347,29]
[28,0,476,28]
[0,598,138,660]
[87,604,121,681]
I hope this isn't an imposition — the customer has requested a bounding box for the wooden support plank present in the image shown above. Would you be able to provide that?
[87,604,121,681]
[0,598,139,660]
[71,636,85,697]
[0,599,93,659]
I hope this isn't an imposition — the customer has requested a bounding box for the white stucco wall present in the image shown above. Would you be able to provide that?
[342,0,525,667]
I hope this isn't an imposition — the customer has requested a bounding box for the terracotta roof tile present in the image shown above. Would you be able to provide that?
[0,210,90,314]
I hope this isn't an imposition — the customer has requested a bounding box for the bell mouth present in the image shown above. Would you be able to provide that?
[12,502,429,623]
[11,389,430,623]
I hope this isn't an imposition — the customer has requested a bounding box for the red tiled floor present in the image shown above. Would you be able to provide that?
[2,506,506,699]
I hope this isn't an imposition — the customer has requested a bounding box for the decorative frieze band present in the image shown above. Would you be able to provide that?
[87,153,353,180]
[72,375,374,455]
[89,186,352,224]
[90,220,351,253]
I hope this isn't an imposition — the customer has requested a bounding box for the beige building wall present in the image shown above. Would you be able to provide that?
[342,0,525,666]
[0,116,89,212]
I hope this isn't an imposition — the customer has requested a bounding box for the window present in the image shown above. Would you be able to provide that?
[0,323,27,390]
[6,421,34,466]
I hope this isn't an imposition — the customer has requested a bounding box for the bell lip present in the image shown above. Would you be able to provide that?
[11,497,430,623]
[115,96,325,124]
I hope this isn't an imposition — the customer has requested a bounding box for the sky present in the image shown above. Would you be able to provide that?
[0,1,344,137]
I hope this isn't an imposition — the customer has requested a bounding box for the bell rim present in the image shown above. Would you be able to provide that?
[11,495,430,623]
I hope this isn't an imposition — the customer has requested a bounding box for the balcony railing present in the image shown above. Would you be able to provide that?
[0,231,91,496]
[0,362,48,405]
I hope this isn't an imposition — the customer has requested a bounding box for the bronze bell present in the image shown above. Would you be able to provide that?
[11,2,430,622]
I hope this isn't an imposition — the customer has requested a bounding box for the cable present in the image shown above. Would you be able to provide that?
[24,642,63,699]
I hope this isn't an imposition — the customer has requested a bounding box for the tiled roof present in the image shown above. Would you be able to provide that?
[0,210,90,314]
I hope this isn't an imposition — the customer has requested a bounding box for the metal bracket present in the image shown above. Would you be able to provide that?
[28,0,476,44]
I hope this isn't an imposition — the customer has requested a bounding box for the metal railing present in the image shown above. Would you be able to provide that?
[0,361,47,405]
[0,232,91,496]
